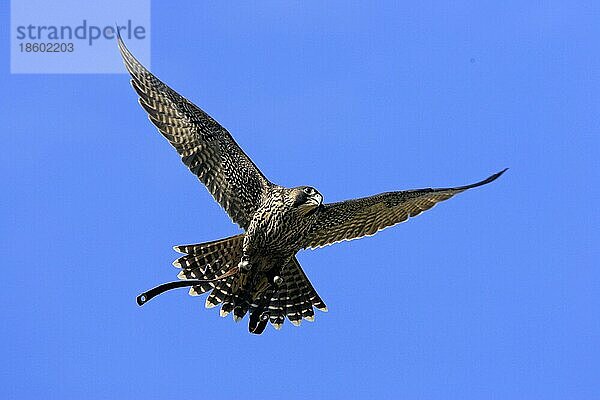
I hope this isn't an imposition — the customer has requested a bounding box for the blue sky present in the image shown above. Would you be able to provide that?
[1,1,599,399]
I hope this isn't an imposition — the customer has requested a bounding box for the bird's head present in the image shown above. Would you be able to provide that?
[290,186,323,214]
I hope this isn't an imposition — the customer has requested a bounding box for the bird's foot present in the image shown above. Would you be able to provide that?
[238,256,252,271]
[273,275,284,286]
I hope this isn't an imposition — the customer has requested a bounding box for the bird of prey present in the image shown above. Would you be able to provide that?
[118,36,506,334]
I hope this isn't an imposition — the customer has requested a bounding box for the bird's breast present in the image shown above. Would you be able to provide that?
[246,204,310,255]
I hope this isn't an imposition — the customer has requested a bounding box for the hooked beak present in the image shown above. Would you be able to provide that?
[306,193,322,207]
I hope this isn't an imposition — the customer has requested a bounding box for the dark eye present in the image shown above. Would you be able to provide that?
[303,187,313,195]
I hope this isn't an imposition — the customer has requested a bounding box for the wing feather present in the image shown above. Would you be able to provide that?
[118,35,272,229]
[303,169,507,249]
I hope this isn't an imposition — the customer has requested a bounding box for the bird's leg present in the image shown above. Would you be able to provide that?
[265,266,284,286]
[238,254,252,271]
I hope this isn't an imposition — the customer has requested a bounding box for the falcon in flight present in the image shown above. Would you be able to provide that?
[118,36,506,334]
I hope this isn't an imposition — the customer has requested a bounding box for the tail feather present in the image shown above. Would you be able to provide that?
[244,256,327,331]
[172,235,326,334]
[220,299,234,317]
[173,234,244,255]
[172,235,243,302]
[295,263,327,313]
[220,277,249,319]
[205,277,231,308]
[294,276,315,322]
[173,235,244,272]
[287,273,305,326]
[288,257,327,314]
[301,298,315,321]
[268,292,285,329]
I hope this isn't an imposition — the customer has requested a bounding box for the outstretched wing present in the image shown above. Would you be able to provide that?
[118,35,272,229]
[303,169,507,249]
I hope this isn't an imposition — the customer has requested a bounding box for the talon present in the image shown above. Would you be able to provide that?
[273,275,283,286]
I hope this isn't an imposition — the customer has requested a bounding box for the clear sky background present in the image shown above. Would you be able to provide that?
[1,1,599,399]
